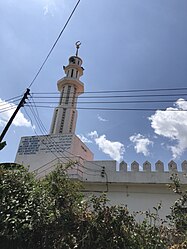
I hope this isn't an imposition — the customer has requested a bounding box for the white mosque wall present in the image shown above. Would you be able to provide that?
[72,160,187,219]
[15,133,93,175]
[84,182,177,220]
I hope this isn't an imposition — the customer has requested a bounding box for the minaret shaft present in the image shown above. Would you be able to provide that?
[50,54,84,135]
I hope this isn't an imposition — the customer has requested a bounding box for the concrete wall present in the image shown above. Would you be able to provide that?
[83,182,178,220]
[15,134,93,177]
[68,160,187,220]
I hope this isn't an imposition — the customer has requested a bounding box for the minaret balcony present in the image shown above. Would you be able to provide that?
[57,77,84,93]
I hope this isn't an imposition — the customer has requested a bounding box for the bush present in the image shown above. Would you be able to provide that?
[0,164,186,248]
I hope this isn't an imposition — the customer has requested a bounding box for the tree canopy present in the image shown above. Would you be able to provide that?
[0,163,186,249]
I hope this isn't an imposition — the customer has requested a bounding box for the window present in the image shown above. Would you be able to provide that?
[59,86,65,105]
[71,69,74,77]
[65,85,71,104]
[71,87,77,107]
[59,108,66,133]
[69,111,75,133]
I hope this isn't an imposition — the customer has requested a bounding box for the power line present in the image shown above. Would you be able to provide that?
[25,99,90,170]
[25,105,187,112]
[0,98,22,108]
[27,99,69,157]
[24,104,75,166]
[30,92,187,99]
[25,101,104,172]
[0,94,28,114]
[24,101,108,187]
[0,0,81,141]
[31,86,187,94]
[75,107,187,111]
[26,99,187,105]
[4,95,23,102]
[0,106,17,114]
[35,157,75,176]
[31,158,73,173]
[28,0,81,88]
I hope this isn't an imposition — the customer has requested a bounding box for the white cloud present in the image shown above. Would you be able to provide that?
[88,131,125,162]
[149,98,187,158]
[129,133,153,156]
[97,114,108,122]
[77,134,92,144]
[43,5,49,15]
[88,131,98,139]
[0,99,32,128]
[42,0,57,16]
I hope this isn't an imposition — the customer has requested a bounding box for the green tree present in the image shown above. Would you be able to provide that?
[0,163,83,249]
[0,164,43,248]
[0,164,186,249]
[167,174,187,248]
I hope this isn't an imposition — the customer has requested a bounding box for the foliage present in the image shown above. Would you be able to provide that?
[0,164,41,248]
[0,164,187,249]
[0,163,82,249]
[167,174,187,247]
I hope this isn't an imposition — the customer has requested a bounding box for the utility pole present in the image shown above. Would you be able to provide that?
[0,88,30,149]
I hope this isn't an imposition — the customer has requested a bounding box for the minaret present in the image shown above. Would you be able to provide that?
[15,42,93,172]
[50,42,84,135]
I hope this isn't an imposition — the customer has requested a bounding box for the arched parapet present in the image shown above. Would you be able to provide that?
[155,160,164,172]
[182,160,187,173]
[119,161,127,172]
[131,161,139,172]
[83,160,187,184]
[143,161,151,172]
[168,160,178,172]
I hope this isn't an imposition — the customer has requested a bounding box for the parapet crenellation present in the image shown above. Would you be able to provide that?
[119,160,187,173]
[33,157,187,185]
[83,160,187,185]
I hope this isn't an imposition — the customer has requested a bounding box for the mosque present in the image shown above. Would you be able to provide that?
[15,43,187,219]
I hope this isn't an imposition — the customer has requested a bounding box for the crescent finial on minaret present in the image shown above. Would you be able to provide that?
[75,41,81,56]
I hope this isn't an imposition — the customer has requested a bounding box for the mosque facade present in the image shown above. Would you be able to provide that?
[15,43,186,219]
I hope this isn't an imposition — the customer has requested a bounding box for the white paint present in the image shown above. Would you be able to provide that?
[67,160,187,219]
[50,55,84,135]
[15,134,93,176]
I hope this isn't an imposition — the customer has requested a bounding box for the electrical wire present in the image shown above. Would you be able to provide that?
[34,158,102,177]
[24,104,72,165]
[24,102,109,191]
[0,106,17,114]
[25,100,104,172]
[26,99,187,105]
[32,157,77,173]
[35,158,73,176]
[31,86,187,94]
[76,107,187,111]
[31,143,103,174]
[24,99,95,173]
[0,97,22,112]
[30,92,187,99]
[31,134,108,188]
[4,95,23,103]
[28,0,81,89]
[25,104,187,112]
[29,95,87,168]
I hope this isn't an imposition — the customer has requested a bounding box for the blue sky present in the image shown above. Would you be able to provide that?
[1,0,187,168]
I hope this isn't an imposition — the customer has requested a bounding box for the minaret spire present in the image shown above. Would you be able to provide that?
[50,43,84,135]
[75,41,81,56]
